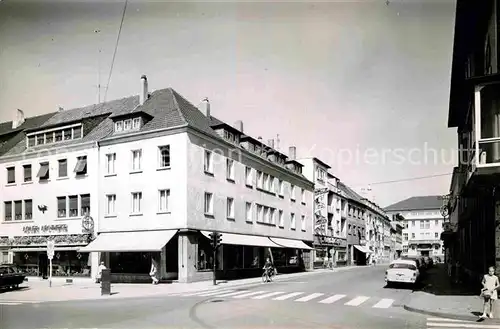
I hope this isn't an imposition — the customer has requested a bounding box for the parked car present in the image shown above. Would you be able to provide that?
[0,264,26,290]
[385,259,420,287]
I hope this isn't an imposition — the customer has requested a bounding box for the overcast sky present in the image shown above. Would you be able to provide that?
[0,0,457,207]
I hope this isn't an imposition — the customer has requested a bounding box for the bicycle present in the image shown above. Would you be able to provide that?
[262,268,275,283]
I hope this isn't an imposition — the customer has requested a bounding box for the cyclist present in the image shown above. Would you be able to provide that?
[263,257,274,282]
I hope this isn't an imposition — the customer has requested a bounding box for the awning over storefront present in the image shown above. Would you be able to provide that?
[79,230,177,252]
[11,247,82,252]
[353,245,370,254]
[200,231,280,248]
[269,237,313,250]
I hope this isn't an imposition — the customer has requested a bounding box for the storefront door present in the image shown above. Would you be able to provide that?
[38,253,48,278]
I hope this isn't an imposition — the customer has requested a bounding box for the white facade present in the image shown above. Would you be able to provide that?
[386,209,444,259]
[0,141,99,277]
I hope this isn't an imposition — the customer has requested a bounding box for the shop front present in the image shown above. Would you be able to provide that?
[312,235,347,268]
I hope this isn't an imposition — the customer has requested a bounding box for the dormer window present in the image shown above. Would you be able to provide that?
[55,131,63,142]
[26,124,83,148]
[133,118,141,129]
[115,121,123,132]
[124,119,132,130]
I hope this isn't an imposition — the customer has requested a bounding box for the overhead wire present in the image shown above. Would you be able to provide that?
[364,173,452,186]
[103,0,128,102]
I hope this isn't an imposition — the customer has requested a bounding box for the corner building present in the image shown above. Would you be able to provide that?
[80,76,314,282]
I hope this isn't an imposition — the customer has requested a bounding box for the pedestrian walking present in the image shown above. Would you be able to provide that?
[150,256,160,285]
[480,266,500,319]
[96,261,106,284]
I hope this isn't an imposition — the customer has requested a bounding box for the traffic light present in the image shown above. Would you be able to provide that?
[208,232,222,249]
[216,233,222,247]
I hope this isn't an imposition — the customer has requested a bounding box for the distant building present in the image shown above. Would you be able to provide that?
[385,196,445,260]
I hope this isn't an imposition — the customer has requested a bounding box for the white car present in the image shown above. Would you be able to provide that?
[385,259,420,287]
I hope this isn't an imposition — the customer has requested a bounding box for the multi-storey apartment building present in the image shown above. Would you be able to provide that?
[78,76,315,282]
[338,182,368,265]
[298,158,347,268]
[390,218,404,260]
[0,107,101,278]
[385,196,444,260]
[362,199,392,264]
[445,0,500,281]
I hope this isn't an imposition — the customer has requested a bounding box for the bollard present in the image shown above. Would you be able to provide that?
[101,269,111,296]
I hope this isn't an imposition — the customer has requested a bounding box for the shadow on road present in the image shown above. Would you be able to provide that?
[0,286,30,294]
[412,263,477,296]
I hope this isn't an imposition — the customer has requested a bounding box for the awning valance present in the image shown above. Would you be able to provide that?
[11,247,82,252]
[79,230,177,252]
[200,231,280,248]
[269,237,313,250]
[353,245,370,253]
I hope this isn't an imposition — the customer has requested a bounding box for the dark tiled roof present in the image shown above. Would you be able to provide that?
[338,181,363,203]
[384,195,444,212]
[0,112,56,156]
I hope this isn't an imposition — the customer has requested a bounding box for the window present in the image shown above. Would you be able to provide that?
[74,156,87,175]
[23,164,31,183]
[115,121,123,132]
[57,197,66,218]
[204,150,213,174]
[159,146,170,168]
[245,202,252,222]
[403,233,408,241]
[227,197,234,219]
[53,130,62,142]
[106,195,116,215]
[37,134,44,145]
[28,136,35,147]
[271,208,276,225]
[278,210,284,227]
[435,219,439,226]
[4,202,12,221]
[301,215,306,231]
[63,129,72,140]
[226,159,234,180]
[245,167,252,186]
[263,206,270,223]
[204,192,213,215]
[132,118,141,129]
[279,180,284,196]
[73,126,82,139]
[24,200,32,220]
[69,195,78,217]
[159,189,170,213]
[411,233,415,239]
[291,185,296,201]
[37,162,49,181]
[263,174,270,190]
[80,194,90,215]
[257,205,263,222]
[131,192,142,214]
[425,220,430,229]
[316,168,326,181]
[106,153,116,174]
[291,213,296,230]
[14,201,22,220]
[256,171,263,188]
[435,232,439,238]
[6,167,15,184]
[419,221,424,229]
[301,189,306,204]
[132,150,142,171]
[124,119,132,130]
[58,159,67,177]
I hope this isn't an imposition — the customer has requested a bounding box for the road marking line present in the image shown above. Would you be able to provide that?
[427,318,471,323]
[213,290,250,297]
[344,296,370,306]
[318,294,346,304]
[273,292,304,301]
[251,291,285,300]
[426,323,500,328]
[0,302,22,305]
[233,291,268,299]
[372,298,394,308]
[197,289,235,296]
[294,293,324,302]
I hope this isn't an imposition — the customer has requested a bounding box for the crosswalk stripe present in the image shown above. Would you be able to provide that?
[344,296,370,306]
[0,302,22,305]
[372,298,394,309]
[295,293,324,302]
[251,291,285,300]
[197,289,235,297]
[426,323,500,328]
[318,294,346,304]
[427,318,470,323]
[233,291,268,299]
[213,290,250,297]
[273,292,304,301]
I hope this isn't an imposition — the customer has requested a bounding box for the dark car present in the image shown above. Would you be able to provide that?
[0,264,26,290]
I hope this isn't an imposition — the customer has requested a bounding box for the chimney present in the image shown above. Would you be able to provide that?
[257,136,263,144]
[268,139,275,149]
[289,146,296,160]
[58,106,64,112]
[199,98,210,117]
[140,75,148,105]
[234,120,244,133]
[12,109,25,129]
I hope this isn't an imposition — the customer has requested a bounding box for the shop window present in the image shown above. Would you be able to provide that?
[109,252,153,274]
[224,245,244,270]
[243,246,260,268]
[197,237,217,271]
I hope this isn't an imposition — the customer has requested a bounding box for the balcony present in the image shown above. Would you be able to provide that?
[464,76,500,187]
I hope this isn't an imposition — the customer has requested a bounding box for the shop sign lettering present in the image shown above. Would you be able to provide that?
[23,224,68,234]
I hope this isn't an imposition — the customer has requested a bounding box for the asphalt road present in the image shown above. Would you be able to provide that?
[0,266,439,329]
